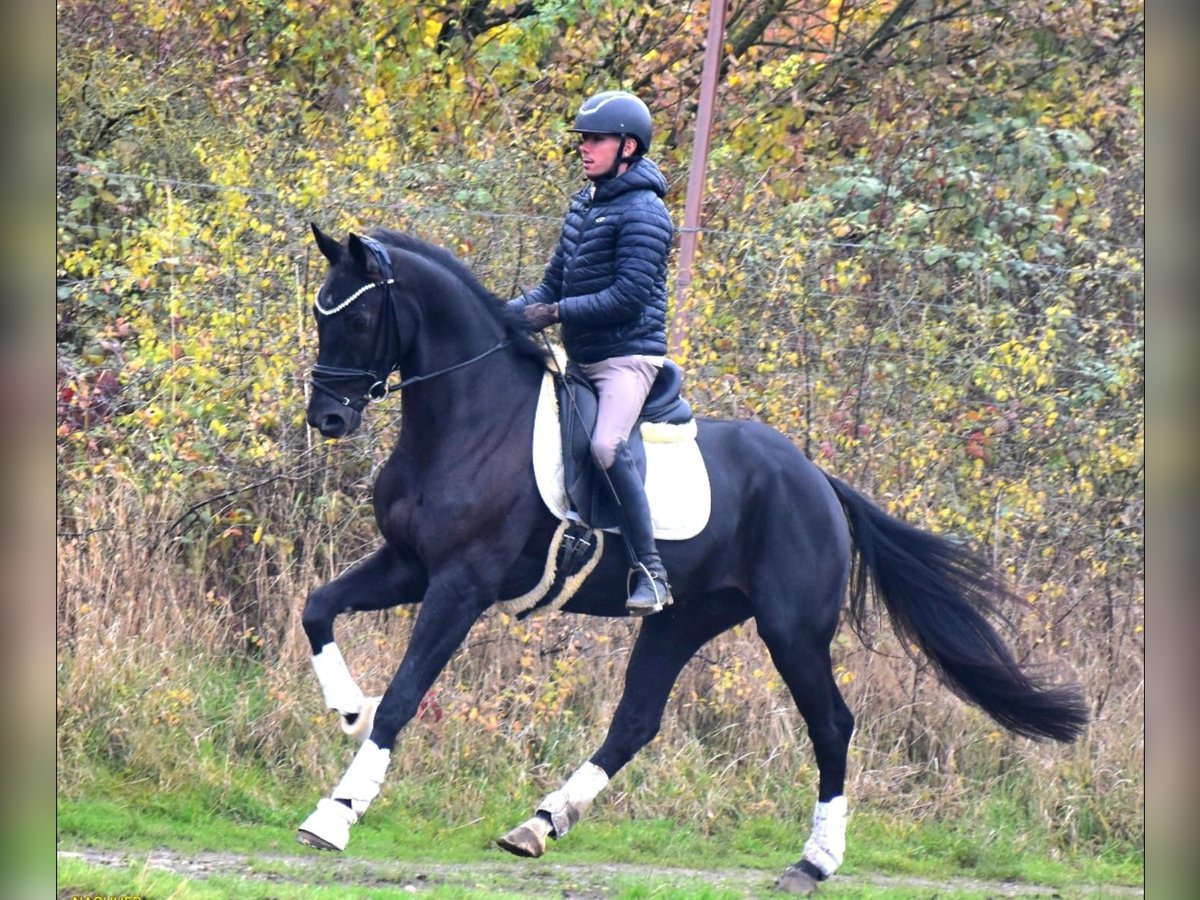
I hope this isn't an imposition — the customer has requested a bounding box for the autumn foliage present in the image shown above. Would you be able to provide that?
[57,0,1143,854]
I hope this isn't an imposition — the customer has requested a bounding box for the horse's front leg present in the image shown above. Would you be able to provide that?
[302,544,428,739]
[297,563,495,852]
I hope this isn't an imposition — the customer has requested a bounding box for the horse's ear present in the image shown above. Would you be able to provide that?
[346,232,382,277]
[311,223,344,264]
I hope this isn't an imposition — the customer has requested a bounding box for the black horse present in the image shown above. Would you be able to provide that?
[296,224,1087,892]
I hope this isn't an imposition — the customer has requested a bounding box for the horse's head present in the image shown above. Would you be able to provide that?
[306,223,405,438]
[306,223,547,439]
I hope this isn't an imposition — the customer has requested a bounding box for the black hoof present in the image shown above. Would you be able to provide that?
[774,862,822,894]
[296,829,342,852]
[496,824,545,858]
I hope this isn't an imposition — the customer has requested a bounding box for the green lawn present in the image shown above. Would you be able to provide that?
[57,780,1142,898]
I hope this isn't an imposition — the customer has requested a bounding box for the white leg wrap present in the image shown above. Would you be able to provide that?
[311,644,365,715]
[536,761,609,839]
[332,739,391,817]
[339,695,381,743]
[297,740,390,852]
[801,795,849,878]
[298,798,358,851]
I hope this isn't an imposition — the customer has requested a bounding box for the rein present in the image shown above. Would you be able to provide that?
[311,339,512,407]
[310,235,511,409]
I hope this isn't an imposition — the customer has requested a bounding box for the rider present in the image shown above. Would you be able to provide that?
[508,89,674,616]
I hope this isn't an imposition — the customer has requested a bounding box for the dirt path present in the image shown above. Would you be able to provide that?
[58,847,1143,898]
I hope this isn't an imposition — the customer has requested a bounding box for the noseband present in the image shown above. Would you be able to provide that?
[310,235,510,411]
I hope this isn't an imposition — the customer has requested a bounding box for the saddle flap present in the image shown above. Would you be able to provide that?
[534,369,710,540]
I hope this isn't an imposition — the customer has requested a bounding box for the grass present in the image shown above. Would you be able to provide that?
[57,772,1143,894]
[58,855,542,900]
[55,502,1144,898]
[57,842,1140,900]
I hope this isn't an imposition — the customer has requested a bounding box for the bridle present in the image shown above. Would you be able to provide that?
[309,235,510,411]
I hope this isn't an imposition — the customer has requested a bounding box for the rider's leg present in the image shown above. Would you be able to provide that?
[581,356,672,615]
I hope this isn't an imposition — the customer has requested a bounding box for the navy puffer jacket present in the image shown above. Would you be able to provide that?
[513,157,674,364]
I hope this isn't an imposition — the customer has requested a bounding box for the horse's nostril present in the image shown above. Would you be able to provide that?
[308,401,361,438]
[320,414,346,437]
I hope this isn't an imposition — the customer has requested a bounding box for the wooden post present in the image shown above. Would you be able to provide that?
[670,0,728,360]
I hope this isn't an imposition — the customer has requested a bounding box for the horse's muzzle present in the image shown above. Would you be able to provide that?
[307,400,362,439]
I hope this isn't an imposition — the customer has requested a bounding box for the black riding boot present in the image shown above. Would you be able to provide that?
[604,441,672,615]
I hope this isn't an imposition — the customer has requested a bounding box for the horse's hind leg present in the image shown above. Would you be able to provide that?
[498,597,749,858]
[754,586,855,887]
[301,544,428,738]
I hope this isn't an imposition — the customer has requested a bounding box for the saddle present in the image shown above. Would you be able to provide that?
[518,360,710,617]
[557,360,694,532]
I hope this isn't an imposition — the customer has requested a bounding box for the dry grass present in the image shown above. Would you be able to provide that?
[56,478,1144,854]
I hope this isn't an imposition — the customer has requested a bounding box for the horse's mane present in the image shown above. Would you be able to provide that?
[367,228,549,366]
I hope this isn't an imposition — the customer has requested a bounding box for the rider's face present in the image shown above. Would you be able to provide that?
[578,133,633,179]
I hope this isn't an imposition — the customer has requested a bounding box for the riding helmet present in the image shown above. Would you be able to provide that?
[570,90,653,154]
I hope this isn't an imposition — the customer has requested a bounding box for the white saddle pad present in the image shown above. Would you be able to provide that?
[532,371,711,541]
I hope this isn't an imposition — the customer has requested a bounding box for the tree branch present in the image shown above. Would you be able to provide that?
[857,0,920,63]
[728,0,790,60]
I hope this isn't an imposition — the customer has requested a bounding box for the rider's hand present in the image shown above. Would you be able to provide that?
[523,302,559,331]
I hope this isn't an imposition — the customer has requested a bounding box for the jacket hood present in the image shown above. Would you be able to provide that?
[592,156,668,201]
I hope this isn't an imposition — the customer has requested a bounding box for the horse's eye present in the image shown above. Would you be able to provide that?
[348,312,372,332]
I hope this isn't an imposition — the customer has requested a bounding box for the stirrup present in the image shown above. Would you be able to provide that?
[625,563,670,616]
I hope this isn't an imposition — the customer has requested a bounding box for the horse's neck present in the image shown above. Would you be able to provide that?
[396,351,542,459]
[387,250,542,461]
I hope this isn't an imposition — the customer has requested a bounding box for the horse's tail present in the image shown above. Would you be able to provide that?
[824,473,1089,743]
